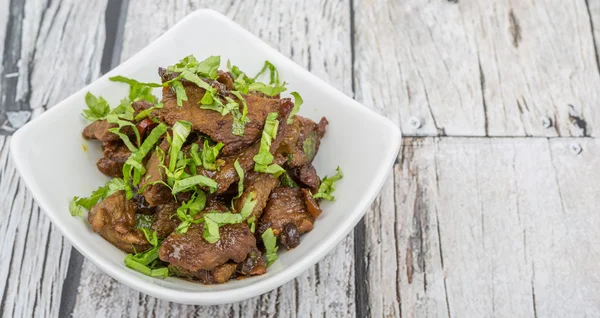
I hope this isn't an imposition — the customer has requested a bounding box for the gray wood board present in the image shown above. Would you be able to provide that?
[0,0,108,317]
[353,0,600,137]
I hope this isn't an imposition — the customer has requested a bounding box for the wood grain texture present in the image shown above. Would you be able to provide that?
[353,0,600,137]
[0,0,107,316]
[71,1,356,316]
[362,137,600,317]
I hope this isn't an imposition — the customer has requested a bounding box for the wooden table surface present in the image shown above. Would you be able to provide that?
[1,0,599,317]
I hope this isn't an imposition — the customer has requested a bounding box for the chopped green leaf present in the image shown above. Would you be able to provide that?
[172,175,218,194]
[313,166,343,201]
[122,123,168,189]
[253,112,283,176]
[233,159,244,199]
[175,191,207,233]
[167,55,221,80]
[254,61,280,86]
[202,211,246,243]
[106,114,141,152]
[261,228,279,267]
[248,82,287,96]
[239,192,257,219]
[230,91,249,136]
[141,228,158,247]
[69,198,85,217]
[280,171,299,188]
[169,121,192,172]
[302,131,319,162]
[82,92,110,121]
[200,140,224,171]
[247,216,256,233]
[172,80,187,106]
[109,75,161,104]
[288,92,303,124]
[136,214,154,229]
[203,217,221,243]
[135,102,164,121]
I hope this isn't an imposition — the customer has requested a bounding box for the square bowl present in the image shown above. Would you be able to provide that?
[10,9,401,305]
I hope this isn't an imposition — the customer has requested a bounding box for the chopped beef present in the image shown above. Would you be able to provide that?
[151,202,181,238]
[216,70,235,90]
[159,221,256,271]
[82,120,119,142]
[238,247,267,276]
[260,187,322,249]
[281,116,328,168]
[290,163,321,193]
[96,142,131,178]
[196,99,294,193]
[280,223,300,249]
[169,263,238,284]
[233,166,282,220]
[155,70,292,156]
[88,191,150,253]
[140,139,172,206]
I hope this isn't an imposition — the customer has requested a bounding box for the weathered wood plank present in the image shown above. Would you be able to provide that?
[72,1,355,316]
[364,137,600,317]
[0,0,107,316]
[353,0,600,137]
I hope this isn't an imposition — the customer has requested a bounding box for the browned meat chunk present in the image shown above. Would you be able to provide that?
[233,170,280,220]
[155,71,291,156]
[159,221,256,271]
[290,164,321,193]
[196,99,294,194]
[238,248,267,276]
[278,116,327,168]
[88,191,150,253]
[151,202,181,238]
[216,70,235,90]
[169,263,238,284]
[97,142,131,178]
[140,139,172,206]
[260,187,322,250]
[82,120,119,142]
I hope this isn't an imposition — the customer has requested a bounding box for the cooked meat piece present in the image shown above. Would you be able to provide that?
[132,100,153,114]
[169,263,238,284]
[97,142,131,178]
[88,191,150,253]
[283,116,328,168]
[140,139,172,206]
[82,120,119,142]
[216,70,235,90]
[260,187,322,249]
[238,247,267,276]
[159,221,256,271]
[302,188,322,219]
[131,192,155,215]
[290,164,321,193]
[196,100,294,194]
[151,202,181,238]
[233,169,281,220]
[155,70,291,155]
[280,223,300,249]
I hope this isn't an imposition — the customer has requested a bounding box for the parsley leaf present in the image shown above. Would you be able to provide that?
[261,228,279,267]
[169,121,192,172]
[136,214,154,229]
[171,80,188,106]
[175,192,206,234]
[313,166,344,201]
[202,211,246,243]
[141,228,159,247]
[109,75,161,104]
[69,177,128,217]
[122,123,168,190]
[82,92,110,121]
[233,159,244,199]
[253,112,284,176]
[239,192,257,219]
[288,92,303,124]
[230,91,249,136]
[172,175,218,194]
[200,140,224,171]
[254,61,280,86]
[248,82,287,97]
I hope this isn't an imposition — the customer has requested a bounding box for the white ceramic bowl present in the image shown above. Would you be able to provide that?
[11,9,401,305]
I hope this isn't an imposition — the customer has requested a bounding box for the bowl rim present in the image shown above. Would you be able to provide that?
[10,8,401,304]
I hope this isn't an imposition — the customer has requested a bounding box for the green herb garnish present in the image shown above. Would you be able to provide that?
[172,175,218,194]
[288,92,303,124]
[253,112,284,176]
[82,92,110,121]
[261,228,279,267]
[313,166,343,201]
[233,159,244,198]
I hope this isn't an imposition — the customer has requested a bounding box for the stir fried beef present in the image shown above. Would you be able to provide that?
[151,202,180,238]
[74,55,342,285]
[83,120,119,142]
[88,191,150,253]
[159,221,256,272]
[96,141,131,178]
[259,187,322,249]
[156,71,286,156]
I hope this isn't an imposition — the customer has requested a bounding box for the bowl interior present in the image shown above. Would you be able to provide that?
[11,10,400,303]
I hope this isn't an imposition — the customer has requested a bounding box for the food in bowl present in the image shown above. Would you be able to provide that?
[69,55,343,284]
